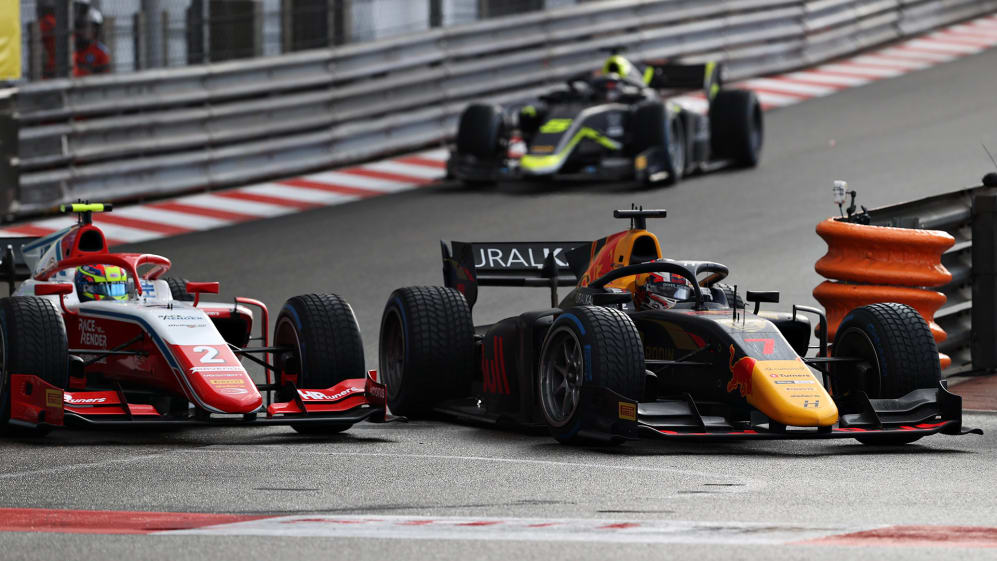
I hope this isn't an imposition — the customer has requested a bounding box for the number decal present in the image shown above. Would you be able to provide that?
[540,118,572,134]
[193,345,225,363]
[744,338,775,355]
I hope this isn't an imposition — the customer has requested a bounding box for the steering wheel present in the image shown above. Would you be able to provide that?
[588,261,704,309]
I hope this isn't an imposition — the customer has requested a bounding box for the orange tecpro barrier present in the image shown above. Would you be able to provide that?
[813,218,955,368]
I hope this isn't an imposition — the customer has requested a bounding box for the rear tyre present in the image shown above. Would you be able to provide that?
[713,283,743,309]
[538,306,644,445]
[709,89,763,167]
[632,101,683,186]
[274,294,365,435]
[378,286,474,417]
[0,296,69,436]
[164,277,194,301]
[831,303,940,445]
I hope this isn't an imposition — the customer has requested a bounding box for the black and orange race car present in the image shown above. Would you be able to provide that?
[378,209,980,445]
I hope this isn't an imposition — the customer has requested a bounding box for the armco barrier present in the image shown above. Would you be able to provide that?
[813,218,954,368]
[1,0,997,217]
[818,174,997,377]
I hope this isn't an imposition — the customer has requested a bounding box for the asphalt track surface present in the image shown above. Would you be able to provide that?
[4,43,997,561]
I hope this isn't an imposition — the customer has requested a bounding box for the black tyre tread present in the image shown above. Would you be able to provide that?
[380,286,474,415]
[570,306,644,400]
[709,89,762,167]
[833,302,939,446]
[456,104,503,159]
[0,296,69,432]
[714,283,744,309]
[279,293,365,389]
[164,277,194,301]
[835,302,940,397]
[543,306,644,445]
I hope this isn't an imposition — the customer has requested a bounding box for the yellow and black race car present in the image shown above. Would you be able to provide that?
[447,51,762,187]
[378,209,980,446]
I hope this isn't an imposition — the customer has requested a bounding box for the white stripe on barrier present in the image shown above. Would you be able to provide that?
[304,171,416,193]
[240,183,357,205]
[753,90,802,106]
[160,514,861,545]
[850,55,930,69]
[418,148,450,161]
[816,64,904,78]
[905,39,982,53]
[782,71,871,87]
[364,160,448,180]
[178,194,298,217]
[114,206,233,230]
[876,47,956,62]
[738,78,836,97]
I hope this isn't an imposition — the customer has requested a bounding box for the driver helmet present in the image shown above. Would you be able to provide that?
[75,264,128,302]
[635,271,694,311]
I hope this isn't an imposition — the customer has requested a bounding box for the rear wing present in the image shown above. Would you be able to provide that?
[441,241,590,309]
[0,237,40,294]
[644,61,723,100]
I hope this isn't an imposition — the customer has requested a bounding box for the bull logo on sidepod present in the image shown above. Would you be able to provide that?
[727,344,756,397]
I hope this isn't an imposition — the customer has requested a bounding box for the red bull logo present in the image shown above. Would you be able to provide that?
[727,344,756,397]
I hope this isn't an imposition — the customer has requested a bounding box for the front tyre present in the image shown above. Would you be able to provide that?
[0,296,69,436]
[379,287,474,416]
[538,306,644,445]
[831,302,941,445]
[274,293,365,435]
[709,89,763,167]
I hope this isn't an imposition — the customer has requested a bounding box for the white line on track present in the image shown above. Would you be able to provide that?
[32,216,163,242]
[161,514,866,544]
[904,39,982,53]
[752,90,801,106]
[816,63,904,78]
[417,148,450,161]
[849,55,930,69]
[0,454,161,480]
[876,47,956,62]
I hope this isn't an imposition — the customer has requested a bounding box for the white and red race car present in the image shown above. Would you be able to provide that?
[0,203,387,435]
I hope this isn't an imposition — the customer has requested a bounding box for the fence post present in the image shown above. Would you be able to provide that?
[430,0,444,27]
[54,0,72,77]
[27,21,42,81]
[971,194,997,372]
[133,11,147,70]
[281,0,293,53]
[330,0,350,46]
[0,89,19,218]
[161,10,170,67]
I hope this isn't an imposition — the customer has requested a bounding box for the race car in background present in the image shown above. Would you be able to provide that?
[447,51,763,187]
[378,208,979,445]
[0,203,387,436]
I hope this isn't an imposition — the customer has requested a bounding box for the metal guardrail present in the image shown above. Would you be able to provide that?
[2,0,997,217]
[865,174,997,376]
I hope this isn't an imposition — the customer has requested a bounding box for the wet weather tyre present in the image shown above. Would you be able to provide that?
[274,294,365,435]
[456,104,504,159]
[831,303,941,445]
[714,283,744,309]
[709,89,763,167]
[538,306,644,445]
[164,277,194,301]
[0,296,69,436]
[632,101,683,186]
[379,286,474,417]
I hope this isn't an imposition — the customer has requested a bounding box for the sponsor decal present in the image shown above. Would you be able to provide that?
[298,387,363,401]
[531,145,555,154]
[156,314,202,322]
[618,401,637,421]
[208,379,246,386]
[726,345,755,398]
[191,367,245,374]
[219,387,249,395]
[64,394,108,404]
[635,155,647,170]
[715,319,770,333]
[77,318,108,348]
[45,389,62,408]
[482,336,510,395]
[474,246,572,271]
[539,118,572,134]
[775,380,815,385]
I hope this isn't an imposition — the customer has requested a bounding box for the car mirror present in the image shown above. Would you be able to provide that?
[746,291,779,314]
[35,283,74,296]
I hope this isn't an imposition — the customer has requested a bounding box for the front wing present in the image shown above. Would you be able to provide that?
[8,372,392,430]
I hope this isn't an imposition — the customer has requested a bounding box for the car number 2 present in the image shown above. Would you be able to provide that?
[193,345,226,363]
